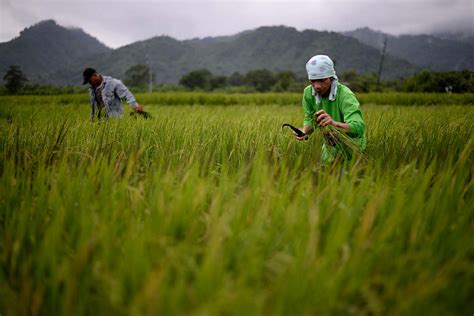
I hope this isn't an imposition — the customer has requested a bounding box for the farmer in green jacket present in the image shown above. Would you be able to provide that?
[294,55,367,163]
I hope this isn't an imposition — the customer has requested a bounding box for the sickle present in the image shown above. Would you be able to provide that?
[282,123,308,139]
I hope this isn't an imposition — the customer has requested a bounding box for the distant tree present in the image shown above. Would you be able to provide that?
[3,65,28,94]
[245,69,276,92]
[340,70,378,92]
[340,70,358,83]
[402,70,434,92]
[125,64,152,87]
[402,70,474,93]
[180,69,213,90]
[228,72,245,86]
[273,70,296,91]
[210,75,228,90]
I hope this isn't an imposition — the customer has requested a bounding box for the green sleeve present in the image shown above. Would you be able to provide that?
[341,89,366,138]
[302,87,316,129]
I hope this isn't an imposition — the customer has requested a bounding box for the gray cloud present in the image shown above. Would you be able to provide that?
[1,0,472,48]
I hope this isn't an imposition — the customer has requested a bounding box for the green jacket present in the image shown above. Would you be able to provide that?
[302,83,367,161]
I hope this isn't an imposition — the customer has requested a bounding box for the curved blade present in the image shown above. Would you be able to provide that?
[282,123,305,137]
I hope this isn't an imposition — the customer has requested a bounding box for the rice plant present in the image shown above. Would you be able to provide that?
[0,94,473,315]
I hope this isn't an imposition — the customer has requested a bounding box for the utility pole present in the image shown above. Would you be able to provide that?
[146,53,153,93]
[148,64,153,93]
[376,37,388,92]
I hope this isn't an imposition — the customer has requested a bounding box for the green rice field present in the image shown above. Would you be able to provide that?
[0,93,473,315]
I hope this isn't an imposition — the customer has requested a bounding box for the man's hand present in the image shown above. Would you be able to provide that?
[315,110,334,127]
[134,104,144,112]
[293,127,308,141]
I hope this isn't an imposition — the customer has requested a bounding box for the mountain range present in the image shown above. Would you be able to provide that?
[343,27,474,71]
[1,20,472,85]
[0,20,111,83]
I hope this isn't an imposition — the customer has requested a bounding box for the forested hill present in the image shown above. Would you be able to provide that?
[344,27,474,71]
[0,20,111,82]
[48,25,417,85]
[6,20,472,85]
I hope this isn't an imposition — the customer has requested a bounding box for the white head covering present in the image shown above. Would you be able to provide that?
[306,55,338,103]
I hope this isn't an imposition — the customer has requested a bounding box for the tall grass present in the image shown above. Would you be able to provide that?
[0,95,473,315]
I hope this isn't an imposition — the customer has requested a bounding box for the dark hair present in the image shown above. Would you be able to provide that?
[82,67,97,85]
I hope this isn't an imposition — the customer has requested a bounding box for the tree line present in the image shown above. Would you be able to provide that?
[177,68,474,94]
[2,64,474,94]
[179,69,301,92]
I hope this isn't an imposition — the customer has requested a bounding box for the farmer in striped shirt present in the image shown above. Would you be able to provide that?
[83,67,144,120]
[294,55,367,163]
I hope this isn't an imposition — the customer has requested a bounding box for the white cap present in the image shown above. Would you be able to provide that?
[306,55,336,80]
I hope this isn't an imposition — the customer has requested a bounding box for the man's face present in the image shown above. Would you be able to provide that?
[309,77,332,96]
[89,73,102,87]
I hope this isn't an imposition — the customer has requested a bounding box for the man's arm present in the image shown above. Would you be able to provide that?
[314,91,365,137]
[315,110,349,130]
[340,90,365,138]
[115,80,143,112]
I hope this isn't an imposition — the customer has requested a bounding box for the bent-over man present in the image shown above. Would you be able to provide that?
[83,67,144,120]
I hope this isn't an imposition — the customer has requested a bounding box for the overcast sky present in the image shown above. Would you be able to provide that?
[1,0,473,48]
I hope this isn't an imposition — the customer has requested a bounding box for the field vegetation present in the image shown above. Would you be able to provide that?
[0,93,473,315]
